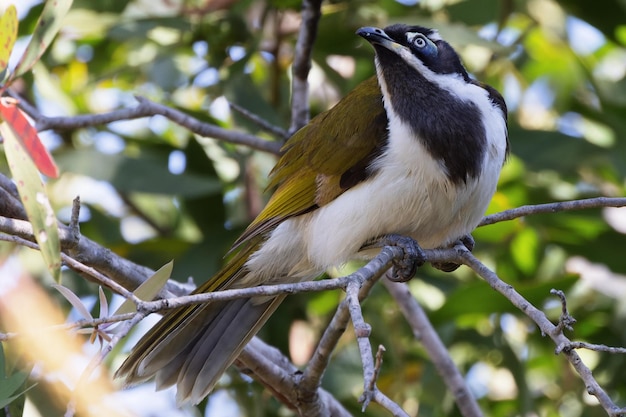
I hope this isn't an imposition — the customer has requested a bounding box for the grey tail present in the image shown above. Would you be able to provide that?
[117,295,285,405]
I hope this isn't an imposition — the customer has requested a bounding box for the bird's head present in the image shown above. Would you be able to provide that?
[357,24,470,83]
[357,24,508,184]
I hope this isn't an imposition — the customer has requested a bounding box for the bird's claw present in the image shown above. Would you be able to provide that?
[431,234,475,272]
[382,235,425,282]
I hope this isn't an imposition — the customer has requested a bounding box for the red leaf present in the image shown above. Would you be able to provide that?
[0,99,58,178]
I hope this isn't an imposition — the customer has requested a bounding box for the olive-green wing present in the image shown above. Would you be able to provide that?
[233,76,388,247]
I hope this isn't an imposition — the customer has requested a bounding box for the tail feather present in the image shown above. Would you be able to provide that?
[120,295,285,405]
[177,297,285,403]
[116,241,286,403]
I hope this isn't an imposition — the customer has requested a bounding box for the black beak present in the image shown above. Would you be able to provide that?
[356,27,402,51]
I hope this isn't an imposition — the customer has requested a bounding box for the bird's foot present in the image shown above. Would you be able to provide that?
[431,234,475,272]
[372,234,426,282]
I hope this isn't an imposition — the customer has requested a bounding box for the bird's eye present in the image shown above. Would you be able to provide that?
[413,37,427,48]
[407,33,438,58]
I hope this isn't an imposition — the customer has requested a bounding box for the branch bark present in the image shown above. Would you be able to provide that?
[289,0,323,134]
[11,91,282,155]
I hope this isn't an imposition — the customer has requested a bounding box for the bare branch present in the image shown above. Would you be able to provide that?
[10,91,282,155]
[480,197,626,226]
[0,229,142,303]
[0,203,185,297]
[556,342,626,355]
[289,0,323,134]
[68,196,81,247]
[237,338,352,417]
[79,312,146,387]
[384,279,484,417]
[229,101,290,140]
[300,247,401,395]
[456,245,625,417]
[0,311,134,342]
[550,288,576,334]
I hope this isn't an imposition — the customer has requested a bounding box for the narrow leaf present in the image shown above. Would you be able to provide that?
[51,284,93,321]
[0,5,18,74]
[0,101,58,178]
[2,122,61,281]
[98,286,108,319]
[12,0,73,79]
[0,371,29,399]
[0,377,35,409]
[0,343,6,379]
[114,260,173,315]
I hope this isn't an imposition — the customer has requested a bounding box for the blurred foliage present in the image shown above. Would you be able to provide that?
[1,0,626,416]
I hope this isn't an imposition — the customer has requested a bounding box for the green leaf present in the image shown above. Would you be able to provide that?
[114,260,173,315]
[2,123,61,282]
[0,372,29,403]
[12,0,74,79]
[510,227,540,275]
[430,275,578,322]
[0,343,6,379]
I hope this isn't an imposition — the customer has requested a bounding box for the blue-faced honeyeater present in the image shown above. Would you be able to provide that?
[116,24,509,405]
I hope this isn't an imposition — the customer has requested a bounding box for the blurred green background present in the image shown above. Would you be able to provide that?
[2,0,626,416]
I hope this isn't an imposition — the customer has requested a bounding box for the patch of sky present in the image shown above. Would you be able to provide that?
[521,77,555,111]
[227,45,246,62]
[148,114,170,135]
[558,112,584,138]
[194,67,220,88]
[193,40,209,57]
[76,44,94,63]
[566,16,605,56]
[168,149,186,175]
[94,131,126,154]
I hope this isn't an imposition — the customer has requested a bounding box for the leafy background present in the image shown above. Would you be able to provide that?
[1,0,626,416]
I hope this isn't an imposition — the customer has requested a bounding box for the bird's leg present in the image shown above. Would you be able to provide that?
[431,234,475,272]
[362,234,426,282]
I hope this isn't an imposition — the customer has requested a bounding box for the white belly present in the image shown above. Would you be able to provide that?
[245,118,506,284]
[245,73,508,285]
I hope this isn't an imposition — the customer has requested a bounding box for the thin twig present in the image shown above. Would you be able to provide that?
[0,312,137,342]
[9,90,282,155]
[0,230,143,304]
[229,101,290,140]
[0,205,184,297]
[480,197,626,226]
[289,0,322,134]
[550,289,576,334]
[78,312,146,389]
[300,247,401,394]
[456,246,625,417]
[67,196,81,249]
[556,342,626,355]
[237,338,353,417]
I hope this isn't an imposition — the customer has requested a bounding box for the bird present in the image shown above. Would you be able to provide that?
[116,23,509,405]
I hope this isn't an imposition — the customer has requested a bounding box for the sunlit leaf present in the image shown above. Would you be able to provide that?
[510,227,540,274]
[0,371,29,404]
[52,284,93,321]
[113,260,173,315]
[12,0,74,79]
[0,100,59,178]
[98,286,108,319]
[0,5,18,75]
[2,122,61,282]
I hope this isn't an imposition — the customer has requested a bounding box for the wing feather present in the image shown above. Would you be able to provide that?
[233,77,388,247]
